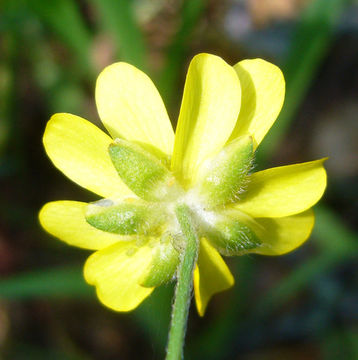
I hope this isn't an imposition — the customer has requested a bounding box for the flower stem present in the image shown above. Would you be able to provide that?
[166,203,199,360]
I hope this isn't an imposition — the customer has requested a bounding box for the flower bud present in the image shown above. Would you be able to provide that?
[195,136,253,208]
[109,139,182,202]
[85,199,160,235]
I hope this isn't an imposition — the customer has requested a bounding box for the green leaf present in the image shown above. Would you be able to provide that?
[0,266,91,300]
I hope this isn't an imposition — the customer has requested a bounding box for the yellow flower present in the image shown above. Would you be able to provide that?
[39,54,327,316]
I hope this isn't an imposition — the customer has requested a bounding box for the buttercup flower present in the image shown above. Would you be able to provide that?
[39,54,327,316]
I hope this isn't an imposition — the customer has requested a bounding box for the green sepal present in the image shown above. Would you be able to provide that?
[108,139,182,202]
[85,199,160,235]
[195,136,254,208]
[203,211,261,256]
[140,233,180,287]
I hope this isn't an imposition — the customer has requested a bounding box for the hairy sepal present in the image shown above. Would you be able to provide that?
[85,198,161,235]
[204,211,262,256]
[195,136,254,208]
[109,139,182,202]
[140,232,180,287]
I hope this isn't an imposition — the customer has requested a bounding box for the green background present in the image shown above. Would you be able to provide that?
[0,0,357,359]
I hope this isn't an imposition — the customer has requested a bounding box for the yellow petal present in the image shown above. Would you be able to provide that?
[39,201,128,250]
[172,53,241,187]
[193,238,234,316]
[84,241,154,311]
[235,159,327,218]
[253,209,315,255]
[229,59,285,149]
[96,62,174,156]
[43,113,131,198]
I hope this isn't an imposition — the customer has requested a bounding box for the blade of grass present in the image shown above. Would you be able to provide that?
[0,264,173,355]
[90,0,147,70]
[321,328,358,360]
[0,34,15,158]
[157,0,205,107]
[30,35,87,115]
[28,0,94,75]
[3,342,85,360]
[132,284,173,355]
[312,204,358,252]
[0,266,92,299]
[255,204,358,315]
[258,0,352,161]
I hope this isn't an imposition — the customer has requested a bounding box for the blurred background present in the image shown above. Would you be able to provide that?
[1,0,358,359]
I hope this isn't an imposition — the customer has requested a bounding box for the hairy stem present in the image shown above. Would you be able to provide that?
[166,203,199,360]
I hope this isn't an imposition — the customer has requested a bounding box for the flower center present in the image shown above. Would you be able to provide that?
[85,136,260,257]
